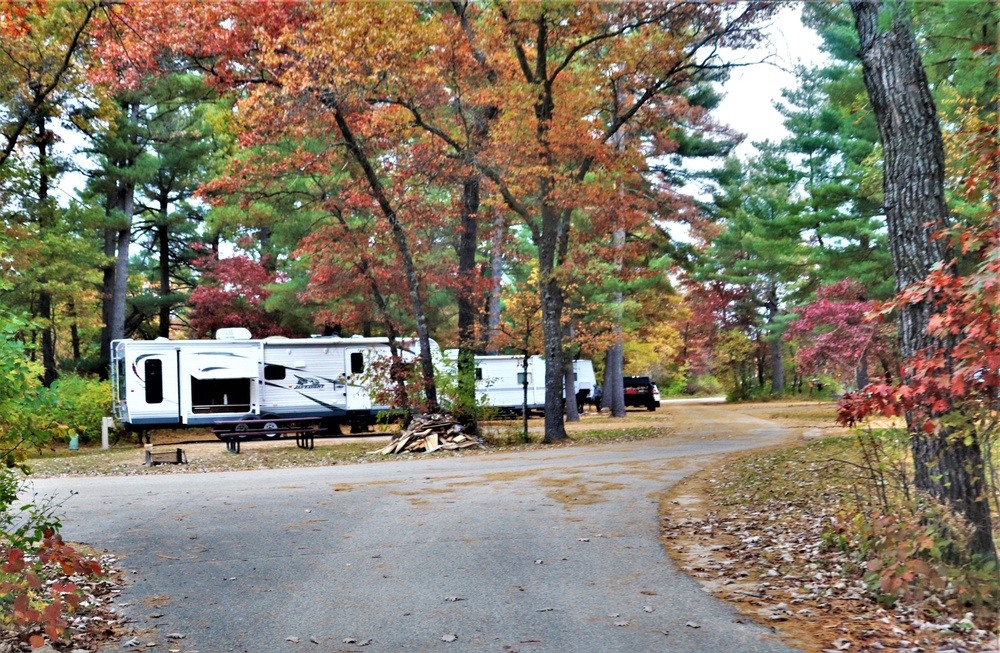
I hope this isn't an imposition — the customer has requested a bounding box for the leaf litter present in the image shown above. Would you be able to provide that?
[661,441,1000,652]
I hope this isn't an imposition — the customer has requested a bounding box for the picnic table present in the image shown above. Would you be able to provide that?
[211,417,322,453]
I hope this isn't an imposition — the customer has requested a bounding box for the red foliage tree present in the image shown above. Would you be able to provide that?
[785,280,895,389]
[186,252,291,339]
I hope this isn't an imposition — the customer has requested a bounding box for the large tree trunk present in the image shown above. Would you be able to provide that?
[604,226,627,418]
[109,200,133,342]
[563,324,579,422]
[851,0,996,560]
[109,102,139,344]
[34,113,57,387]
[563,360,578,421]
[98,220,116,380]
[455,175,481,434]
[157,194,171,338]
[603,331,625,418]
[765,285,784,395]
[538,268,567,442]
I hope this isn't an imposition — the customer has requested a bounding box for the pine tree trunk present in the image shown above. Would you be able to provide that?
[851,0,996,561]
[109,101,139,344]
[98,221,116,380]
[157,195,171,338]
[34,113,57,387]
[766,287,784,395]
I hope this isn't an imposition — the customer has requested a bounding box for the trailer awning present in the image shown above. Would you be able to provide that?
[189,353,258,379]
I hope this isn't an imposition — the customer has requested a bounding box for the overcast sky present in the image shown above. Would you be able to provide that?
[714,3,827,157]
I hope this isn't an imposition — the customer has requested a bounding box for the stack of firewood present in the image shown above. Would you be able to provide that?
[371,414,482,455]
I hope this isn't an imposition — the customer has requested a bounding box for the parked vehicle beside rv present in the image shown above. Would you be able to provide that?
[623,376,660,411]
[111,330,436,438]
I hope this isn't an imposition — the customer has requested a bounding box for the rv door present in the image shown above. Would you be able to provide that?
[343,347,374,410]
[129,350,181,425]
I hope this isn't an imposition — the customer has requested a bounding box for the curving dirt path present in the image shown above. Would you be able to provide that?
[32,400,809,653]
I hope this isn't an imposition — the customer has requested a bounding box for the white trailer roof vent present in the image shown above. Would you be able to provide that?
[216,327,253,341]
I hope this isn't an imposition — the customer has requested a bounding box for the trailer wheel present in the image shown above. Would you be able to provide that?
[233,422,250,439]
[261,420,281,439]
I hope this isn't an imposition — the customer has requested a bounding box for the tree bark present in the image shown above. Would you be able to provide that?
[98,213,116,380]
[485,212,504,354]
[604,225,627,418]
[766,285,784,395]
[603,333,625,418]
[563,360,578,422]
[850,0,996,561]
[34,113,57,387]
[855,353,869,391]
[109,101,139,344]
[157,193,171,338]
[455,175,481,434]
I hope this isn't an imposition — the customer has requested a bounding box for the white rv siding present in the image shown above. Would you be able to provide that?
[573,360,597,397]
[112,335,436,430]
[475,355,546,410]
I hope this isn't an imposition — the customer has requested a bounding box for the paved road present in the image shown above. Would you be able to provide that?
[33,402,804,653]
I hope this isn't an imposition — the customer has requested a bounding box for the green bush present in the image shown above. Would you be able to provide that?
[0,313,59,470]
[49,375,112,445]
[687,374,723,396]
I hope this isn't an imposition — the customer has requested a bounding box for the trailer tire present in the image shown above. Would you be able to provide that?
[261,418,281,439]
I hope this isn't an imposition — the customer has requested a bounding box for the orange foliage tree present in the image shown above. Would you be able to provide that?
[94,1,773,440]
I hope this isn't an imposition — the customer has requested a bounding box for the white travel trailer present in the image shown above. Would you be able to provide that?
[442,353,596,413]
[111,330,435,435]
[441,351,547,412]
[474,354,547,412]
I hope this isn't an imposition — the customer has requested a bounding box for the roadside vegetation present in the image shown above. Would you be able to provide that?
[664,406,1000,652]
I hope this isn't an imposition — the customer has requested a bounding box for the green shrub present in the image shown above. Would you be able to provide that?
[687,374,723,396]
[48,375,112,446]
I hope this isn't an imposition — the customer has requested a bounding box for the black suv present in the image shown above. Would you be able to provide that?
[623,376,660,411]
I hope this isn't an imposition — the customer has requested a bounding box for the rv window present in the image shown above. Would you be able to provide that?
[145,359,163,404]
[350,352,364,375]
[475,368,483,381]
[517,372,531,385]
[264,365,285,381]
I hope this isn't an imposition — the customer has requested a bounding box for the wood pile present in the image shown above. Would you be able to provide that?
[371,414,482,455]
